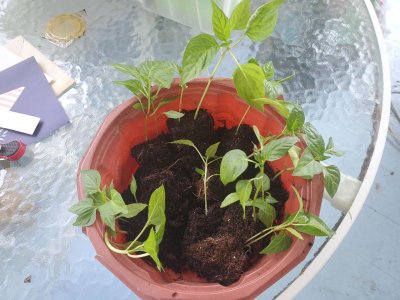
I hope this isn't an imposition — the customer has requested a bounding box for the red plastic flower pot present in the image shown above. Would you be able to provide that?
[76,78,324,300]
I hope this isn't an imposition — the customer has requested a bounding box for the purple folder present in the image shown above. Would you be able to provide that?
[0,57,70,145]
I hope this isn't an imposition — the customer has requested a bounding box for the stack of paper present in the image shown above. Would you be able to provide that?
[0,37,74,145]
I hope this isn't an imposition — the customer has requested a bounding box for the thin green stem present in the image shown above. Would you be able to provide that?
[194,49,228,119]
[276,72,295,83]
[230,35,245,49]
[144,114,149,141]
[126,222,149,251]
[272,167,293,181]
[104,231,128,254]
[127,252,150,258]
[179,86,184,114]
[228,50,242,69]
[203,161,208,215]
[236,105,251,134]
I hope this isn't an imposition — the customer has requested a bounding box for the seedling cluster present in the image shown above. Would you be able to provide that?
[71,0,343,272]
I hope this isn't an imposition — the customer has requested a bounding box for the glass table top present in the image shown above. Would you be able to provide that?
[0,0,388,298]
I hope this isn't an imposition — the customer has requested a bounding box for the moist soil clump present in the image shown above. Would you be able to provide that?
[119,109,289,285]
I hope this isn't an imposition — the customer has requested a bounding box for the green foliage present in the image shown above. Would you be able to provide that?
[163,110,185,119]
[70,170,165,270]
[233,63,266,102]
[211,0,232,41]
[260,231,292,254]
[170,139,221,215]
[219,149,248,185]
[229,0,251,30]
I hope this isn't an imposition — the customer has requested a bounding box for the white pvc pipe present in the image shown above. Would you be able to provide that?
[276,0,391,298]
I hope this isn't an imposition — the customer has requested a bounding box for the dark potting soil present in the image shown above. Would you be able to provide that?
[119,109,289,286]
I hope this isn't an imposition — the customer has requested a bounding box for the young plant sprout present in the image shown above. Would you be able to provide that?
[246,186,334,254]
[170,139,221,215]
[70,170,166,270]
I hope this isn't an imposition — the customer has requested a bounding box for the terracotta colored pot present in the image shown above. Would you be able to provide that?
[76,78,324,299]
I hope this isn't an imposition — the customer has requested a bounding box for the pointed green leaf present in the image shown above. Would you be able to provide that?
[121,203,147,219]
[170,139,196,148]
[163,110,185,119]
[253,125,264,145]
[132,102,145,111]
[260,231,292,254]
[303,122,326,160]
[143,228,163,271]
[81,170,101,195]
[230,0,251,30]
[261,137,299,161]
[140,61,176,89]
[294,213,334,237]
[288,145,301,168]
[248,58,260,66]
[293,148,324,177]
[220,149,248,185]
[286,227,304,240]
[236,180,252,208]
[286,105,305,133]
[262,61,275,80]
[110,188,128,214]
[98,203,116,231]
[246,0,284,42]
[148,185,166,226]
[254,172,270,191]
[69,198,95,215]
[72,208,97,227]
[221,192,240,208]
[324,165,341,198]
[211,0,232,41]
[114,79,146,96]
[195,168,205,177]
[233,63,266,102]
[325,137,344,157]
[112,64,142,78]
[181,33,219,84]
[256,202,276,228]
[264,80,283,99]
[205,142,220,158]
[251,98,289,118]
[130,175,138,200]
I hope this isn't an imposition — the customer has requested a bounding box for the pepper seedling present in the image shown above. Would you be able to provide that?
[245,186,334,254]
[69,170,166,271]
[170,139,221,215]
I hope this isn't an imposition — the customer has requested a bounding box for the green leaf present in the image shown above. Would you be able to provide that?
[98,202,117,231]
[143,228,163,271]
[155,96,178,110]
[233,63,266,102]
[262,61,275,80]
[69,198,95,215]
[260,231,292,254]
[211,0,232,41]
[256,202,276,228]
[291,185,304,213]
[253,125,264,145]
[324,165,341,198]
[114,79,146,96]
[229,0,251,30]
[264,80,283,99]
[261,137,299,161]
[295,213,334,237]
[121,203,147,218]
[81,170,101,195]
[130,175,138,200]
[251,98,290,118]
[195,168,205,177]
[288,145,301,168]
[293,148,324,177]
[72,208,97,227]
[170,139,196,148]
[140,61,176,89]
[303,122,326,160]
[112,64,142,78]
[132,102,145,111]
[205,142,220,158]
[181,34,219,84]
[221,192,240,208]
[154,212,166,244]
[110,188,128,214]
[163,110,185,119]
[286,105,305,133]
[246,0,285,42]
[236,180,252,208]
[248,58,260,66]
[325,137,344,157]
[220,149,249,185]
[285,227,304,240]
[148,185,166,226]
[254,172,270,191]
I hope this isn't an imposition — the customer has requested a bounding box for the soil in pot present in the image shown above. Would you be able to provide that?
[119,109,289,286]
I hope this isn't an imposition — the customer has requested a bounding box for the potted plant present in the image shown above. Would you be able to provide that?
[71,0,342,299]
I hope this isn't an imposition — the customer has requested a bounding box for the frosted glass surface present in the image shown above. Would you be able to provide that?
[0,0,383,299]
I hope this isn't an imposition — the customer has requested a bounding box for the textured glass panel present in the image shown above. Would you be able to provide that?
[0,0,383,298]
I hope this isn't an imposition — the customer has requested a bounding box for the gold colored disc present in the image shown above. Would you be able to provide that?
[45,13,86,43]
